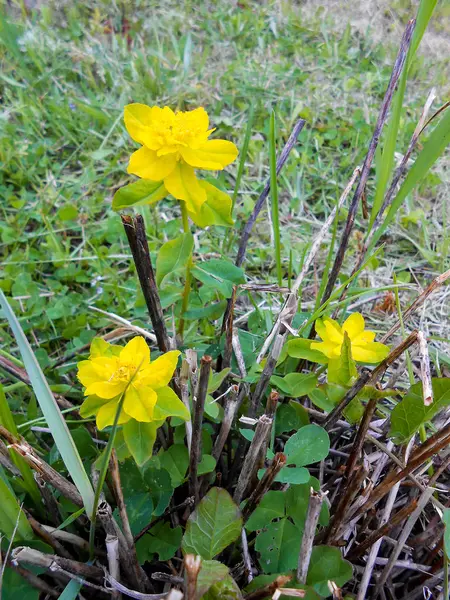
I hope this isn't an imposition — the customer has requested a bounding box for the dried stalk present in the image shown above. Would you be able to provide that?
[109,450,146,591]
[244,575,292,600]
[242,452,286,522]
[25,511,72,559]
[344,396,378,480]
[179,359,193,453]
[41,526,93,554]
[257,165,361,363]
[380,268,450,343]
[11,546,103,582]
[34,473,61,525]
[320,19,415,306]
[375,456,450,594]
[189,355,211,503]
[134,496,194,543]
[241,528,254,584]
[121,214,172,352]
[104,572,169,599]
[233,415,273,504]
[297,488,326,584]
[323,330,418,430]
[212,385,239,463]
[184,554,202,600]
[0,425,83,507]
[2,558,60,598]
[106,535,121,600]
[347,500,418,560]
[417,330,433,406]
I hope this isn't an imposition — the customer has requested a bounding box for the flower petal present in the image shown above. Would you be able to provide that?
[139,350,180,389]
[315,318,327,341]
[124,103,153,145]
[163,162,207,212]
[180,139,238,170]
[323,317,344,344]
[123,385,158,422]
[310,340,339,359]
[351,342,390,363]
[96,398,131,430]
[77,359,113,388]
[127,146,177,181]
[84,381,127,399]
[342,313,365,339]
[352,330,376,345]
[120,336,150,367]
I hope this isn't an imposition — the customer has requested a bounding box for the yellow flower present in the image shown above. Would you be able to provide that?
[124,104,238,217]
[311,313,389,363]
[77,336,188,430]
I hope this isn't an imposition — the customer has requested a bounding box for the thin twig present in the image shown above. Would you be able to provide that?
[189,355,211,504]
[241,529,254,584]
[121,214,172,352]
[297,488,326,583]
[106,535,121,600]
[320,19,415,306]
[233,415,273,504]
[242,452,286,522]
[417,330,433,405]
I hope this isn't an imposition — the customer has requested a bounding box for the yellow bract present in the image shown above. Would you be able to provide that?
[124,104,238,218]
[311,313,389,364]
[77,336,181,430]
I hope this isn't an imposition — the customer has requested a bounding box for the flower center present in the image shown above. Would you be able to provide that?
[112,363,137,382]
[150,112,204,151]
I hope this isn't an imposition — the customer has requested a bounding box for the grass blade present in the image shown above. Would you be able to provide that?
[232,103,255,210]
[0,384,42,508]
[269,109,282,286]
[370,0,437,225]
[0,290,95,516]
[0,472,33,541]
[371,106,450,249]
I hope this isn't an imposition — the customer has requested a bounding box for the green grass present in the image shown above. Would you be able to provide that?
[0,0,448,373]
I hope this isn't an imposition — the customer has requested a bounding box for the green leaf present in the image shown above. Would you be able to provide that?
[255,517,301,574]
[184,300,227,321]
[198,454,217,476]
[390,378,450,443]
[205,394,220,420]
[284,424,330,467]
[202,572,243,600]
[196,560,231,598]
[0,384,41,506]
[159,444,189,487]
[156,233,194,287]
[112,179,167,211]
[275,401,309,435]
[0,290,95,517]
[269,466,310,485]
[306,546,353,597]
[114,493,153,536]
[58,580,83,600]
[153,386,190,421]
[142,463,174,517]
[286,338,328,364]
[136,521,182,562]
[245,491,285,532]
[0,475,33,541]
[191,259,245,297]
[182,487,242,559]
[285,478,329,530]
[270,373,318,398]
[1,567,40,600]
[208,368,231,393]
[244,576,321,600]
[123,419,161,467]
[188,180,235,228]
[373,107,450,250]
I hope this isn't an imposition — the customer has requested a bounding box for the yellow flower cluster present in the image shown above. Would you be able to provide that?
[124,104,238,225]
[311,313,389,363]
[77,336,188,430]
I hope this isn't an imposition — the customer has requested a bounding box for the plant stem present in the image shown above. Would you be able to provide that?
[178,201,193,339]
[269,110,282,287]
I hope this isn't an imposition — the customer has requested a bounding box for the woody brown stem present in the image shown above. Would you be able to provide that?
[189,355,211,504]
[121,214,171,352]
[242,452,286,522]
